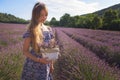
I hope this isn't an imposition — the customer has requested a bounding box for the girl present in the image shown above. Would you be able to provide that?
[21,2,55,80]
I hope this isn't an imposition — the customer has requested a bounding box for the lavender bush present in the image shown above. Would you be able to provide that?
[60,28,120,66]
[0,23,120,80]
[53,28,120,80]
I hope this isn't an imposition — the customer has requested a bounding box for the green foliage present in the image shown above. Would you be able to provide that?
[44,20,50,25]
[0,49,25,80]
[49,3,120,31]
[49,9,120,31]
[0,40,8,46]
[102,9,119,30]
[103,9,118,25]
[59,13,71,27]
[109,19,120,30]
[92,15,102,29]
[50,17,59,26]
[0,12,28,24]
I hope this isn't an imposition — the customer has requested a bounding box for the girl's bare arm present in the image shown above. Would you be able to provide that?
[23,37,51,64]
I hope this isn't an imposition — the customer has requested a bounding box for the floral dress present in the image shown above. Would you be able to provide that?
[21,30,54,80]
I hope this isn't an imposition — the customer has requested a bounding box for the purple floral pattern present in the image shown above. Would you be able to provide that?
[21,31,53,80]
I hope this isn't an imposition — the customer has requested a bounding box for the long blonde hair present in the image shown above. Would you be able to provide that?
[27,2,48,53]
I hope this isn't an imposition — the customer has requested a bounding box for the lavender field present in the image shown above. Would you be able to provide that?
[0,23,120,80]
[0,23,26,80]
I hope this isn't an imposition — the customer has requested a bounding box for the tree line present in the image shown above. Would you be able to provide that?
[0,13,28,24]
[49,9,120,31]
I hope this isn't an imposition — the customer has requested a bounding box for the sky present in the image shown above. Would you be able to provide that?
[0,0,120,21]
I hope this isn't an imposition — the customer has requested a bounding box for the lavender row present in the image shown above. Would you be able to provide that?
[63,28,120,47]
[61,28,119,52]
[0,23,26,50]
[0,41,25,80]
[61,28,120,52]
[77,29,120,47]
[75,28,120,38]
[54,28,120,80]
[61,28,120,67]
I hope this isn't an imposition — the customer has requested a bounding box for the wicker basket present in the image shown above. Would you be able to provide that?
[41,47,60,60]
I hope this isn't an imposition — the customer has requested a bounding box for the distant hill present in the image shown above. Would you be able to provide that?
[0,12,29,24]
[94,3,120,16]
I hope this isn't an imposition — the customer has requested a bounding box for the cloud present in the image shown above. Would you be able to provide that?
[36,0,99,20]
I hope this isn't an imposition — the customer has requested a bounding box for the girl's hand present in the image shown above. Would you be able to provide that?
[38,57,52,64]
[50,65,54,73]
